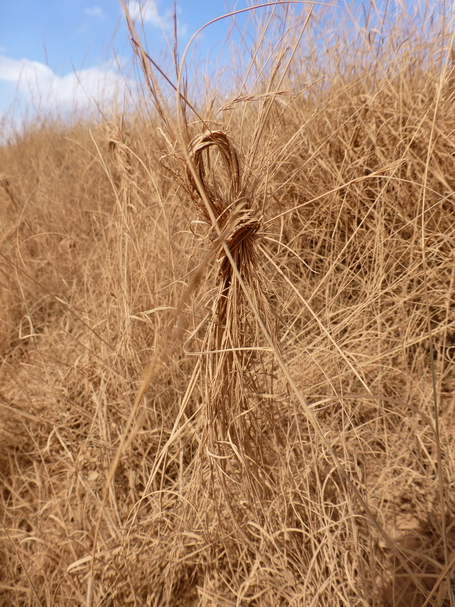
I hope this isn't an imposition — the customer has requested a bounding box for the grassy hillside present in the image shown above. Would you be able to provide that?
[1,2,455,605]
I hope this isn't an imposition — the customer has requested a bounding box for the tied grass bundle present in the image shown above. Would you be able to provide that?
[187,130,283,503]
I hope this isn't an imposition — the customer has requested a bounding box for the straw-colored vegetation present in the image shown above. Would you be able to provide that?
[1,1,455,605]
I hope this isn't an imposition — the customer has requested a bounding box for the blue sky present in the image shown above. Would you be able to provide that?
[0,0,258,124]
[0,0,438,128]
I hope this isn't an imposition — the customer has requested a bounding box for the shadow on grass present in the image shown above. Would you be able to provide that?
[382,515,455,607]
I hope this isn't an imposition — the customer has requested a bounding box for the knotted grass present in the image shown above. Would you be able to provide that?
[186,129,284,511]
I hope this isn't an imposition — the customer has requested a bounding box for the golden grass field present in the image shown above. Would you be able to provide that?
[1,2,455,605]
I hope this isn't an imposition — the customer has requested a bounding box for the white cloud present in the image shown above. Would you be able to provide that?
[0,55,131,116]
[127,1,186,35]
[128,0,159,27]
[84,6,107,20]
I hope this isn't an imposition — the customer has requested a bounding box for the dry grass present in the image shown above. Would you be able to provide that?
[1,1,455,605]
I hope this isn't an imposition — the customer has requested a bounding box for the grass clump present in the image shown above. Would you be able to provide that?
[2,1,455,605]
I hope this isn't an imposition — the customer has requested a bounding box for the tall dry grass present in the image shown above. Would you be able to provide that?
[1,1,455,605]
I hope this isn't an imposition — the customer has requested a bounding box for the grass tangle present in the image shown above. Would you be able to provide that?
[1,1,455,605]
